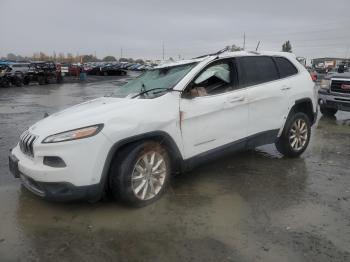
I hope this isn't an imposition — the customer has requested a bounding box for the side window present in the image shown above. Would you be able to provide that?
[238,56,279,87]
[274,57,298,78]
[187,61,232,97]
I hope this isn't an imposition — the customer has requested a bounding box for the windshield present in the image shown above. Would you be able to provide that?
[113,62,197,98]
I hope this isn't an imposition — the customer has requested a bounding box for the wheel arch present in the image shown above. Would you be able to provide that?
[279,98,316,137]
[97,131,184,198]
[292,98,316,124]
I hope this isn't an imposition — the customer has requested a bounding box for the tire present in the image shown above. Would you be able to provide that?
[23,78,30,85]
[320,105,337,116]
[38,76,45,85]
[109,141,171,207]
[13,76,23,87]
[0,79,10,88]
[275,112,311,158]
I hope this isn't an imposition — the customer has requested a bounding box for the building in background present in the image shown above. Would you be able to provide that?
[311,57,350,73]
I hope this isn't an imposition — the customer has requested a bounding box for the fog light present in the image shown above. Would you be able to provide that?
[43,156,66,168]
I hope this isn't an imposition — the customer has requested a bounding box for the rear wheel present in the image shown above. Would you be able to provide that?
[275,112,311,158]
[109,141,171,206]
[320,104,337,116]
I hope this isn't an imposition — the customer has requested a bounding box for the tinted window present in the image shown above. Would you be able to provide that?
[238,56,279,87]
[274,57,298,78]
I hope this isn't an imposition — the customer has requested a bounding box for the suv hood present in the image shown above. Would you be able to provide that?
[28,97,142,137]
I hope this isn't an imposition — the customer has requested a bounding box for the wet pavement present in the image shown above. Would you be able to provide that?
[0,78,349,262]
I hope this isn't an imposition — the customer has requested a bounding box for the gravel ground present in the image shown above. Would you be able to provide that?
[0,78,349,262]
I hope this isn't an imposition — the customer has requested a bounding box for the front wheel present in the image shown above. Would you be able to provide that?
[275,112,311,158]
[109,141,171,206]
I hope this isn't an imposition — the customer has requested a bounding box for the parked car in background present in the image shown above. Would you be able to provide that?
[318,67,350,116]
[100,65,127,76]
[0,63,29,87]
[24,61,59,85]
[8,63,30,84]
[68,64,81,77]
[9,51,317,206]
[0,64,12,87]
[86,64,127,76]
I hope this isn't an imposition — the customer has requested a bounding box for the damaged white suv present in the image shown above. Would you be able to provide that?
[9,51,317,206]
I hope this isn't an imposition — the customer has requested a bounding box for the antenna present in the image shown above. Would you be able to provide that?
[255,41,261,51]
[243,33,246,50]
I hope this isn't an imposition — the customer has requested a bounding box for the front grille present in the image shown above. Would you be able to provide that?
[19,130,38,157]
[331,80,350,94]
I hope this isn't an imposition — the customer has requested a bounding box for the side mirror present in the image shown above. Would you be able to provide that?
[181,90,194,99]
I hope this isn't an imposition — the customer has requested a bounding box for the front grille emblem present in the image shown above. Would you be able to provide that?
[341,84,350,90]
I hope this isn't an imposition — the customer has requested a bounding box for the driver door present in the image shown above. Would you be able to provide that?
[179,59,249,159]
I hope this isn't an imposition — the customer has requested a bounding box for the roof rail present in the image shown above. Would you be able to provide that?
[247,51,260,55]
[193,47,230,59]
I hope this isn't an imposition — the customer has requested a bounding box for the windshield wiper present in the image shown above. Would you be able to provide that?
[131,88,173,98]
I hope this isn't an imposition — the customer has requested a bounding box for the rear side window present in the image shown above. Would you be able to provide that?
[274,57,298,78]
[237,56,279,87]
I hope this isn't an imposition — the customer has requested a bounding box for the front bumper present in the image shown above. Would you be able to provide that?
[9,132,111,201]
[18,173,100,201]
[318,90,350,112]
[9,150,103,202]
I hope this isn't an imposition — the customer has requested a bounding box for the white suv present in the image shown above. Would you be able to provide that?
[9,51,317,206]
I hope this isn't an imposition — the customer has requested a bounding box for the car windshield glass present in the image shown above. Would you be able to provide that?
[113,62,197,98]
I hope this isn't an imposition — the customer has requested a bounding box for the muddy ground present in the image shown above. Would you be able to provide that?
[0,78,349,262]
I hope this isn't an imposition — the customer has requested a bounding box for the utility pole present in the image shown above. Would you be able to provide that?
[162,42,165,61]
[120,48,123,59]
[243,32,246,50]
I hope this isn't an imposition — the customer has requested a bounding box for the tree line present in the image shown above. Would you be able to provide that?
[1,52,147,64]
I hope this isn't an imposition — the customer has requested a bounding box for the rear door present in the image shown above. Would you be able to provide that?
[236,56,289,137]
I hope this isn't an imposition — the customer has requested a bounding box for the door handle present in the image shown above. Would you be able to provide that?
[281,86,291,91]
[227,96,245,103]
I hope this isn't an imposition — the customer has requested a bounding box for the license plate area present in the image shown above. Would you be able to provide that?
[9,154,20,178]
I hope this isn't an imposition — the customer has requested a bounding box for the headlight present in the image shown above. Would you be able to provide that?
[42,124,103,143]
[320,79,331,90]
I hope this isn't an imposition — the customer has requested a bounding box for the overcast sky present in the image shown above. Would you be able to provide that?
[1,0,350,61]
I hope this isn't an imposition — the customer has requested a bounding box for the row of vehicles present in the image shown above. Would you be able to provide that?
[0,61,154,88]
[60,62,153,77]
[0,61,61,88]
[84,62,153,76]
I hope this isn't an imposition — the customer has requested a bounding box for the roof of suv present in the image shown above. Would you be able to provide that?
[156,51,297,69]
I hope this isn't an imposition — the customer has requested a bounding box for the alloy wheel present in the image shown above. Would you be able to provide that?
[289,118,308,151]
[131,151,167,200]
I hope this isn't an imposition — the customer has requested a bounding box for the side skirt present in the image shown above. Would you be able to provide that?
[182,129,279,172]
